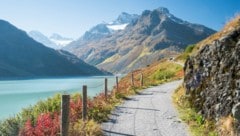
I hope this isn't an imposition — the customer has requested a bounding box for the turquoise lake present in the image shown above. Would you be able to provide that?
[0,76,116,120]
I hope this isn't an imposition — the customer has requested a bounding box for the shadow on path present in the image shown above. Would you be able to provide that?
[116,106,160,111]
[102,129,135,136]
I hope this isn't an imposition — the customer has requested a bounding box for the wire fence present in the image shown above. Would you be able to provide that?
[87,82,105,89]
[60,74,143,135]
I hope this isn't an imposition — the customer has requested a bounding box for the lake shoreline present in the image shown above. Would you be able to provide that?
[0,76,116,120]
[0,75,115,81]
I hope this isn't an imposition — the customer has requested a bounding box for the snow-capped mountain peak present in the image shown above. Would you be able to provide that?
[106,12,139,31]
[107,23,128,31]
[28,31,73,49]
[49,33,73,47]
[114,12,139,24]
[28,30,59,49]
[75,12,139,41]
[50,33,73,41]
[156,7,169,14]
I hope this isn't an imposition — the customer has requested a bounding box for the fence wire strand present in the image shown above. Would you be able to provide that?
[88,82,105,89]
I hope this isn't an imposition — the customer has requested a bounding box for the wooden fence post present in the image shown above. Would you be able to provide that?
[82,85,87,121]
[131,72,134,86]
[116,76,119,91]
[116,76,118,91]
[105,78,108,98]
[61,94,70,136]
[140,73,143,87]
[115,76,119,98]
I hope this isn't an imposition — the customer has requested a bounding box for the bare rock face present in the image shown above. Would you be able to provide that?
[184,26,240,123]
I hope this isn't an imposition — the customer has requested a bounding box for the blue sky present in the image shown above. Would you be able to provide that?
[0,0,239,39]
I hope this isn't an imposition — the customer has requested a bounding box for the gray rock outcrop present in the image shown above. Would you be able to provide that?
[184,24,240,133]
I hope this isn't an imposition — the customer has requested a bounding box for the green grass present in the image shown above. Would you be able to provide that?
[176,44,195,61]
[150,62,182,84]
[172,86,218,136]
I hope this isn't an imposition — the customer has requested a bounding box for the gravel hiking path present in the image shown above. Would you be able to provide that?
[101,80,189,136]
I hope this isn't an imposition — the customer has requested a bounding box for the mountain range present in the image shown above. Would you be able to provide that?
[71,12,139,44]
[0,20,104,78]
[28,31,73,49]
[0,7,217,77]
[64,7,216,73]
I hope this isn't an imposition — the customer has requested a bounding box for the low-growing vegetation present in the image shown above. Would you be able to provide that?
[176,44,195,61]
[172,86,218,136]
[191,14,240,55]
[152,62,182,82]
[0,93,120,136]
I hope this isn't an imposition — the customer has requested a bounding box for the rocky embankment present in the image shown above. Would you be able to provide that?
[184,17,240,134]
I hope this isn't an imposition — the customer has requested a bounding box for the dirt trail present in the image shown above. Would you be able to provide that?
[101,80,189,136]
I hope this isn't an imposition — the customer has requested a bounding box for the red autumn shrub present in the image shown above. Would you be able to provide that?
[69,94,94,123]
[69,95,82,122]
[19,112,60,136]
[19,93,112,135]
[21,119,35,136]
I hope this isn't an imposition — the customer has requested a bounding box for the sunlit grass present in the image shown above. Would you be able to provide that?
[172,86,218,136]
[191,14,240,55]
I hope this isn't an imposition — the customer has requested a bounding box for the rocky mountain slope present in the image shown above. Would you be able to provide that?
[184,16,240,134]
[0,20,104,78]
[64,7,215,74]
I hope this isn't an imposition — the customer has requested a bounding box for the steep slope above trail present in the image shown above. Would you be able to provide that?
[64,7,215,74]
[184,16,240,134]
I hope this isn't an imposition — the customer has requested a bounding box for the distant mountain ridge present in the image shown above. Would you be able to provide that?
[49,33,73,48]
[28,31,59,49]
[65,12,139,49]
[106,12,139,30]
[0,20,104,78]
[110,12,139,24]
[28,31,73,49]
[64,7,216,73]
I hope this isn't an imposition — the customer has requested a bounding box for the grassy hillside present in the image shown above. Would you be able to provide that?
[116,59,183,93]
[191,15,240,56]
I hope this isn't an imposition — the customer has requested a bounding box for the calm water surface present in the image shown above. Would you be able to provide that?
[0,76,116,120]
